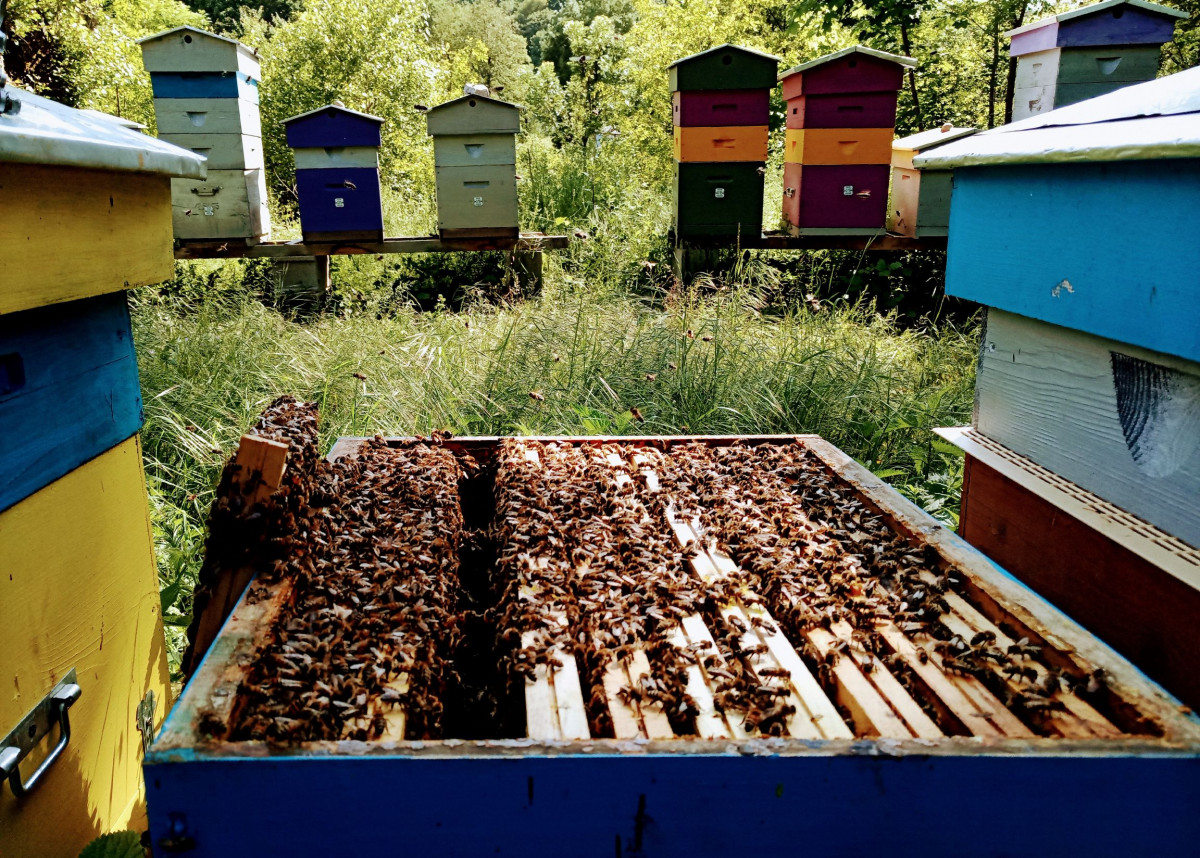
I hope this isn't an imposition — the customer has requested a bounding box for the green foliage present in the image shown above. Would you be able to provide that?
[4,0,205,124]
[78,831,144,858]
[429,0,531,91]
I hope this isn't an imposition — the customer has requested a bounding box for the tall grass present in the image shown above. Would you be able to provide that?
[134,283,976,673]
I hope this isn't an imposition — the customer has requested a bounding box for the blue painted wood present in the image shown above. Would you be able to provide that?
[1058,6,1178,48]
[294,167,384,240]
[0,292,143,513]
[285,107,383,149]
[144,750,1200,856]
[944,160,1200,363]
[149,72,259,103]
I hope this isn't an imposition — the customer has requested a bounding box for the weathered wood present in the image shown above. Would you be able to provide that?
[425,95,521,136]
[159,131,263,170]
[172,168,270,241]
[138,27,260,76]
[974,309,1200,549]
[0,164,173,315]
[175,233,567,259]
[432,135,517,168]
[944,159,1200,363]
[153,96,262,137]
[434,165,519,233]
[0,437,171,857]
[0,293,143,513]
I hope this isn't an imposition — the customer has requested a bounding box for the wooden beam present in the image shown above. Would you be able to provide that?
[673,230,947,251]
[231,434,289,507]
[174,233,570,259]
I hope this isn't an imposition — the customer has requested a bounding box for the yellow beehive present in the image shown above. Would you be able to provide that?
[0,82,204,856]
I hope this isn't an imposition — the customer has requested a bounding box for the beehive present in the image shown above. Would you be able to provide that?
[0,84,203,856]
[426,94,521,239]
[1006,0,1186,121]
[778,46,914,234]
[888,125,976,237]
[284,104,386,243]
[669,45,778,239]
[139,26,271,243]
[145,431,1200,855]
[918,67,1200,708]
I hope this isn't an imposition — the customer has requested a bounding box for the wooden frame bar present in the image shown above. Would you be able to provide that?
[173,233,569,259]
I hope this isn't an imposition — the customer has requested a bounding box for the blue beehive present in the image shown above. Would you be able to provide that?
[284,104,385,243]
[920,66,1200,706]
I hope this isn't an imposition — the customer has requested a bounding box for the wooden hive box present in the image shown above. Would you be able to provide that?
[145,433,1200,856]
[0,83,204,857]
[284,104,385,243]
[139,27,270,243]
[778,47,913,235]
[919,67,1200,708]
[888,125,976,237]
[426,94,521,239]
[668,45,778,240]
[1006,0,1186,120]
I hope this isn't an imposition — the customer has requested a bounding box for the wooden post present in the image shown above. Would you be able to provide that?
[511,250,543,294]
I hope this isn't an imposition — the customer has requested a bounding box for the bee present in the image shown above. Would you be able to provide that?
[529,390,545,401]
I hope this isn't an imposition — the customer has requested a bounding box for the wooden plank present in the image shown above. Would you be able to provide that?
[944,159,1200,364]
[974,309,1200,550]
[627,650,675,739]
[0,165,173,315]
[172,168,270,241]
[803,434,1200,739]
[0,292,143,513]
[523,629,560,741]
[153,96,262,137]
[667,622,733,739]
[231,435,289,507]
[673,125,769,162]
[936,589,1120,738]
[0,436,171,857]
[551,647,591,741]
[956,450,1200,715]
[158,131,264,170]
[174,232,569,259]
[805,624,914,737]
[601,658,644,739]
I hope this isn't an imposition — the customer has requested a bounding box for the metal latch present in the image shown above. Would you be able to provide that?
[191,185,222,197]
[137,689,158,755]
[0,669,82,798]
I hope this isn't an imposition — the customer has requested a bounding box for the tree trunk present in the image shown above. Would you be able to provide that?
[988,27,1000,128]
[899,23,922,127]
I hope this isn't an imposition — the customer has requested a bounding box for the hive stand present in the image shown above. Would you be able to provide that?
[919,67,1200,709]
[0,82,205,855]
[139,26,271,243]
[1006,0,1186,121]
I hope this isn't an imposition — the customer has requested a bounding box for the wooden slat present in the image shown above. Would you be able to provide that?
[936,588,1120,739]
[601,658,644,739]
[628,650,676,739]
[174,233,569,259]
[667,622,734,739]
[232,434,289,506]
[805,624,913,737]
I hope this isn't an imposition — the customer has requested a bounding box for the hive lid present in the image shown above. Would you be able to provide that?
[667,43,781,69]
[284,103,385,149]
[778,45,916,80]
[0,85,206,177]
[915,66,1200,168]
[893,125,977,153]
[425,94,522,136]
[137,26,260,74]
[668,44,780,92]
[1005,0,1186,39]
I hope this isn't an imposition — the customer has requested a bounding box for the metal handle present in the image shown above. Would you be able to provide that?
[3,683,81,798]
[191,185,222,197]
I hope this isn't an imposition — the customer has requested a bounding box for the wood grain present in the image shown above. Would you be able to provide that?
[976,309,1200,548]
[0,165,173,315]
[0,437,170,858]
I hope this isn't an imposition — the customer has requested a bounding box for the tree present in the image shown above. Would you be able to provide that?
[429,0,531,91]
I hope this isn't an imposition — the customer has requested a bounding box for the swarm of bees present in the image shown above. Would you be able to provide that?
[228,436,468,742]
[204,422,1126,746]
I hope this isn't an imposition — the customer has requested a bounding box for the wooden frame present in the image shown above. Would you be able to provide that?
[147,434,1200,855]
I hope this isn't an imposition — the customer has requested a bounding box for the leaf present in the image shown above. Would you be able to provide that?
[160,577,184,614]
[161,614,193,628]
[78,831,144,858]
[871,467,906,479]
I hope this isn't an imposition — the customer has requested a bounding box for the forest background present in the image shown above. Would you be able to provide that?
[3,0,1197,673]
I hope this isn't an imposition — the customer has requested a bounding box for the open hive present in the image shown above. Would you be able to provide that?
[148,426,1200,856]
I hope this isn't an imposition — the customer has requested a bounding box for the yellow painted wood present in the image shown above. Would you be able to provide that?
[784,127,894,165]
[672,125,769,163]
[0,436,171,857]
[0,165,174,315]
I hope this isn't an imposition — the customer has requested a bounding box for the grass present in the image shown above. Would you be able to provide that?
[133,278,977,676]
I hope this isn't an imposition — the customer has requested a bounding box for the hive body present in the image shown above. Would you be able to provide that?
[0,85,202,857]
[669,45,778,240]
[888,126,976,237]
[778,47,913,234]
[920,66,1200,708]
[140,27,271,242]
[1006,0,1185,120]
[427,95,522,238]
[284,104,386,243]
